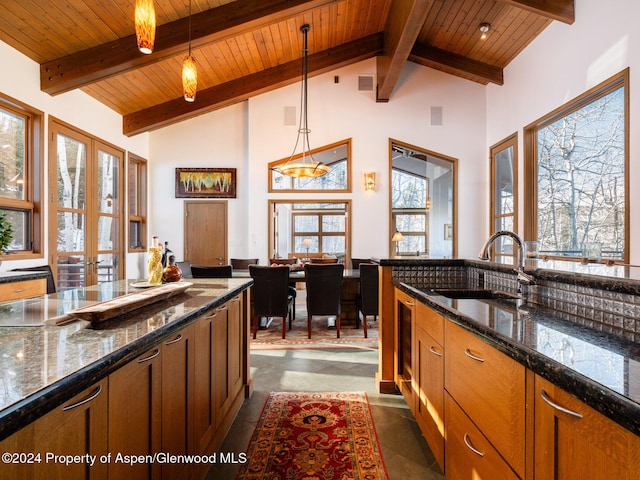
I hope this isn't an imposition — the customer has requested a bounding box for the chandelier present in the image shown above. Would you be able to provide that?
[276,24,330,178]
[135,0,156,55]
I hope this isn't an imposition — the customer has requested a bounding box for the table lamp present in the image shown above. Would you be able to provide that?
[391,231,404,256]
[301,238,313,260]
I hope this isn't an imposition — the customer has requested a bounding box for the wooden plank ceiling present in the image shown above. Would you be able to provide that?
[0,0,573,136]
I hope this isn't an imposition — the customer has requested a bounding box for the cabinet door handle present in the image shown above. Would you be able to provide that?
[232,296,241,302]
[62,385,103,411]
[540,389,583,418]
[429,346,443,357]
[464,348,485,363]
[137,348,160,363]
[12,288,26,293]
[463,433,485,457]
[164,333,183,345]
[204,311,218,319]
[404,300,414,307]
[217,304,228,311]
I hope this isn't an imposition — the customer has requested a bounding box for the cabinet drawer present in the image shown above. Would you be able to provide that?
[445,320,525,477]
[416,301,443,345]
[0,278,47,302]
[445,393,519,480]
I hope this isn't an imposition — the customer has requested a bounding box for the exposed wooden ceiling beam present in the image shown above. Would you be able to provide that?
[123,33,384,136]
[409,43,504,85]
[376,0,434,102]
[499,0,574,24]
[40,0,338,95]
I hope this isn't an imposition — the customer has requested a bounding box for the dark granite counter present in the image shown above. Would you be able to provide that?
[0,270,49,284]
[396,281,640,437]
[0,278,253,441]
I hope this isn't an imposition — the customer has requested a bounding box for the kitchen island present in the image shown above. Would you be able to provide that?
[0,277,253,480]
[375,257,640,479]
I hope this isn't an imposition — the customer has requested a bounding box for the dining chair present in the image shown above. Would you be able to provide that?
[175,261,192,278]
[350,258,372,270]
[11,265,56,294]
[249,265,294,339]
[190,264,233,278]
[304,263,344,338]
[270,258,297,265]
[230,258,259,269]
[357,263,379,338]
[309,257,338,264]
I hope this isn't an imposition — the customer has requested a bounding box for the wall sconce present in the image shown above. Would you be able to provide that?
[364,172,376,191]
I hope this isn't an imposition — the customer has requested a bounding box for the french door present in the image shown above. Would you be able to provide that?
[49,119,124,290]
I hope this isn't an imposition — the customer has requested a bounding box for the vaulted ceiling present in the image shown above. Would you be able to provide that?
[0,0,574,136]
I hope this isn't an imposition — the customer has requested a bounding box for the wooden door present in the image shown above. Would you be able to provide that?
[184,201,227,265]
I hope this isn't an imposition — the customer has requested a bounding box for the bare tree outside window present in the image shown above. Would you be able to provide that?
[527,71,628,261]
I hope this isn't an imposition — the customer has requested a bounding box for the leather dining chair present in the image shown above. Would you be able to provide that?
[309,257,339,264]
[230,258,259,269]
[11,265,56,294]
[357,263,379,338]
[175,261,192,278]
[249,265,294,339]
[350,258,371,270]
[270,258,296,265]
[190,264,233,278]
[304,263,344,338]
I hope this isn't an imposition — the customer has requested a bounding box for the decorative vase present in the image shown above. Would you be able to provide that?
[162,255,182,283]
[147,237,163,285]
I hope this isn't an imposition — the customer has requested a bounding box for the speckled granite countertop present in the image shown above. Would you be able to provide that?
[0,271,49,283]
[0,278,253,441]
[396,281,640,437]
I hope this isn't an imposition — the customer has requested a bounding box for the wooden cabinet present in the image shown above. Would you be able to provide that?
[193,294,245,460]
[108,346,162,480]
[414,301,445,469]
[0,278,47,302]
[161,324,195,480]
[445,392,519,480]
[394,288,415,408]
[534,375,640,479]
[0,379,108,480]
[445,320,526,477]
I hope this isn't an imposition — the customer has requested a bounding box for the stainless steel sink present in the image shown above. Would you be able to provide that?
[430,288,523,301]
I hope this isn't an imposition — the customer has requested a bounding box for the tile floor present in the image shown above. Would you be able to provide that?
[207,347,446,479]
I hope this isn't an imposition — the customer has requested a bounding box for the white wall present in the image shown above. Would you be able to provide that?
[0,41,149,275]
[149,58,487,264]
[486,0,640,263]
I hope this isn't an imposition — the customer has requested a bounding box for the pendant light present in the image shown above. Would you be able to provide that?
[135,0,156,54]
[276,24,330,178]
[182,0,197,102]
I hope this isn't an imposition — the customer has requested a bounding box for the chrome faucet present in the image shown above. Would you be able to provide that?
[478,230,536,289]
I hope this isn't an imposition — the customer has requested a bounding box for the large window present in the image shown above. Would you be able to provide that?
[490,133,518,265]
[0,93,43,258]
[524,70,628,262]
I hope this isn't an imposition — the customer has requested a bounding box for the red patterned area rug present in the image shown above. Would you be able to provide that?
[236,392,389,480]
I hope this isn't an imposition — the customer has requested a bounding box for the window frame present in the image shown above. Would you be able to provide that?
[128,153,148,252]
[490,133,518,265]
[524,69,629,263]
[0,92,43,259]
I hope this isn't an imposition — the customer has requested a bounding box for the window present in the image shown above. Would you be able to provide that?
[0,93,43,257]
[268,139,351,192]
[490,133,518,265]
[524,70,628,262]
[128,153,147,251]
[390,140,456,257]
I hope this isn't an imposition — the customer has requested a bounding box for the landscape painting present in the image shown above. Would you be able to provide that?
[175,168,237,198]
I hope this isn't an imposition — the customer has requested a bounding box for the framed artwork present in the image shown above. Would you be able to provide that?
[175,168,236,198]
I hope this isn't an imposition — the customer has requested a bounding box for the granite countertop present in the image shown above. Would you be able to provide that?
[0,278,253,441]
[396,281,640,437]
[0,270,50,283]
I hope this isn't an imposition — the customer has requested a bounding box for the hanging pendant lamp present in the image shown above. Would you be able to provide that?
[135,0,156,54]
[276,24,330,178]
[182,0,197,102]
